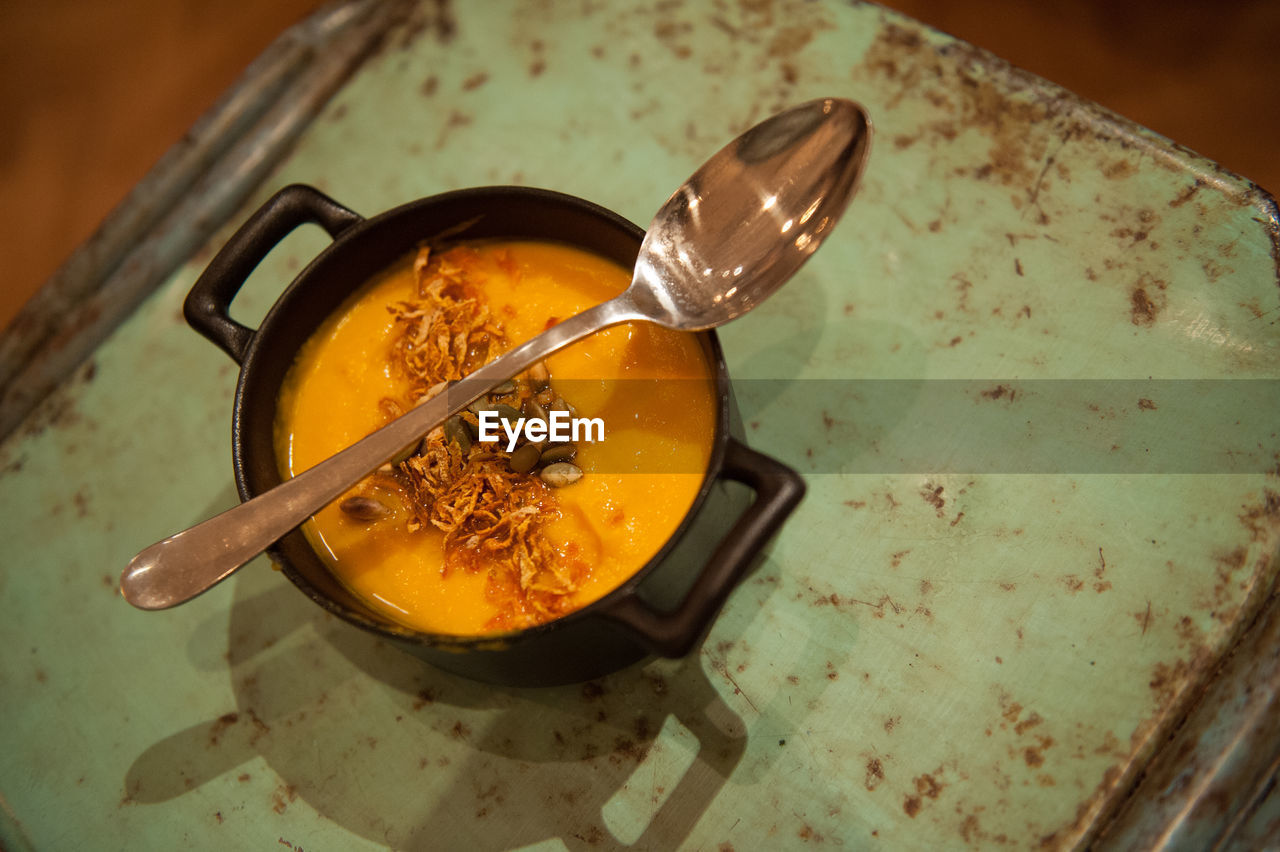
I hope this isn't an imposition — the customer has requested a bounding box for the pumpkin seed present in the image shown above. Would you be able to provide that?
[389,440,418,465]
[523,396,548,422]
[444,415,472,451]
[527,361,550,390]
[340,496,391,521]
[550,397,578,417]
[508,443,541,474]
[540,462,583,487]
[491,403,524,424]
[491,379,516,395]
[539,443,577,465]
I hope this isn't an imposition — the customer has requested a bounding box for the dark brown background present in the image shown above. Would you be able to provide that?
[2,0,1277,331]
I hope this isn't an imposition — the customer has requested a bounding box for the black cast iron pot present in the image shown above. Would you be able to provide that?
[185,183,805,686]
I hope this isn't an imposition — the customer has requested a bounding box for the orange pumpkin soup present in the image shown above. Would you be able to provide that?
[275,241,717,635]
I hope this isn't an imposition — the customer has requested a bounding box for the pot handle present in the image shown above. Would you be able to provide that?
[184,184,363,364]
[602,437,806,658]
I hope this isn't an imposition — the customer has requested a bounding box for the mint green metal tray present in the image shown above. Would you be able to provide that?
[2,2,1278,849]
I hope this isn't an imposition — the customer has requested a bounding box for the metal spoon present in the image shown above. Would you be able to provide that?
[121,96,872,610]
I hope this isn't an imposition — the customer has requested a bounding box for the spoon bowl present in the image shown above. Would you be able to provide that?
[121,97,873,611]
[632,98,871,330]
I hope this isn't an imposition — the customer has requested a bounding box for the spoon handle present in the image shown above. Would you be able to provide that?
[121,295,643,610]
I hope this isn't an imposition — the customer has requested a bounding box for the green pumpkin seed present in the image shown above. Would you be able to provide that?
[491,403,524,424]
[509,443,541,474]
[490,379,516,395]
[539,443,577,465]
[523,396,548,422]
[540,462,583,487]
[339,496,391,521]
[550,397,578,417]
[527,361,550,390]
[444,415,472,451]
[389,440,418,465]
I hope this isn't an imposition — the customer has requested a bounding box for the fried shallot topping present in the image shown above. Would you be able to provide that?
[400,439,583,628]
[389,246,507,402]
[376,245,584,630]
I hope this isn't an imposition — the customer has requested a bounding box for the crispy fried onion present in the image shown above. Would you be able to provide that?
[400,435,582,628]
[385,246,583,629]
[389,246,507,401]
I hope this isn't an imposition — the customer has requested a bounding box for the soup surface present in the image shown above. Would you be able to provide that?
[275,241,717,635]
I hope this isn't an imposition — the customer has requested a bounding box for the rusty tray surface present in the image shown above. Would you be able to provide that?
[2,1,1278,849]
